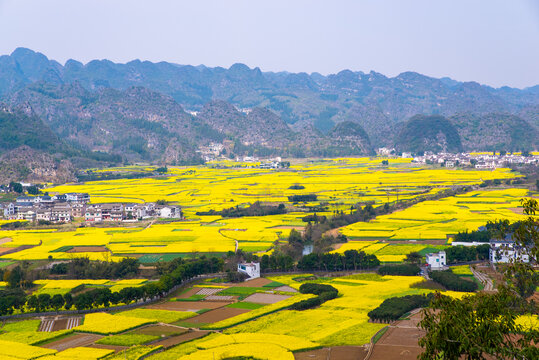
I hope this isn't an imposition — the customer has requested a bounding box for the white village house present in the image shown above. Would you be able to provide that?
[425,251,447,270]
[237,262,260,279]
[489,240,530,264]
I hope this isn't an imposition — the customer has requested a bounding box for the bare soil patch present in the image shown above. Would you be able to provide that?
[236,277,272,287]
[208,277,272,288]
[147,301,230,312]
[184,307,249,325]
[272,226,304,230]
[369,344,423,360]
[0,247,12,254]
[378,327,425,348]
[133,325,187,337]
[274,285,298,293]
[152,330,209,348]
[294,346,368,360]
[51,319,67,332]
[0,238,12,245]
[67,246,108,253]
[243,293,291,304]
[176,287,199,299]
[41,333,103,351]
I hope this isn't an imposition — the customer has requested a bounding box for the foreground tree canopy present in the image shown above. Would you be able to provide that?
[419,198,539,359]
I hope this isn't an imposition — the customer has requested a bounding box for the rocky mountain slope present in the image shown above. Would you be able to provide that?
[1,48,538,149]
[0,47,537,164]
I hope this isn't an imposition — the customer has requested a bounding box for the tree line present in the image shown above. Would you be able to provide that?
[0,256,223,316]
[429,269,478,292]
[196,201,287,217]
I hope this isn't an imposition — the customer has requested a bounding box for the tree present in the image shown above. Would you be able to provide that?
[419,198,539,359]
[405,252,422,265]
[27,186,40,195]
[9,182,23,193]
[51,294,64,311]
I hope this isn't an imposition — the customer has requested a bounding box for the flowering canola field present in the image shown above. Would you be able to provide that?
[341,188,528,241]
[1,159,524,262]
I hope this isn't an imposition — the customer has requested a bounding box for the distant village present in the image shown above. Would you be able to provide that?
[0,192,182,224]
[377,147,539,168]
[197,142,288,168]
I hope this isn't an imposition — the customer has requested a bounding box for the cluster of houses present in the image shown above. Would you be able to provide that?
[0,193,182,224]
[412,152,539,169]
[377,148,539,169]
[425,239,531,272]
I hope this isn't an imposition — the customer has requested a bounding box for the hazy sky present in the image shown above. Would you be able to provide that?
[1,0,538,88]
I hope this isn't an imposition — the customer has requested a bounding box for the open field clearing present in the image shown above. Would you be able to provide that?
[1,159,525,261]
[341,188,531,241]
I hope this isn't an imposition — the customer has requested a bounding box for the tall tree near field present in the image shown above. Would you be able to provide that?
[419,199,539,359]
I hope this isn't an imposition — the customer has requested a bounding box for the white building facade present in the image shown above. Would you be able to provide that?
[426,251,447,270]
[237,262,260,279]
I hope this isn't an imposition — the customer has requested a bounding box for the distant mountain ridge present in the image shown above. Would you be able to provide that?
[0,47,538,172]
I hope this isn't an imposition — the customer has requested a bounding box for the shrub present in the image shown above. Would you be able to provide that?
[289,283,338,310]
[430,270,478,292]
[378,264,420,276]
[368,294,433,322]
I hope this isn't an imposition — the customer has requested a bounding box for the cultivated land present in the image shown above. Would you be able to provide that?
[0,158,527,263]
[0,157,537,359]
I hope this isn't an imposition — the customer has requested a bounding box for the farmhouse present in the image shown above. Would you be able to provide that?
[425,251,446,270]
[489,240,530,264]
[237,262,260,279]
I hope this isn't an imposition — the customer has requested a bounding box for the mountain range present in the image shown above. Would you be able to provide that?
[0,47,538,181]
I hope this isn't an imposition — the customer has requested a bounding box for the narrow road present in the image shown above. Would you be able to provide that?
[471,266,494,291]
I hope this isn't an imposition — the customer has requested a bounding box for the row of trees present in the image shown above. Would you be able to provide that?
[368,294,433,323]
[297,250,380,271]
[378,264,421,276]
[429,269,478,292]
[196,202,287,218]
[50,257,140,279]
[0,256,224,316]
[445,244,490,263]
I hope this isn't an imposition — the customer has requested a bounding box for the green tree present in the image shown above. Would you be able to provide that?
[419,198,539,359]
[405,252,422,265]
[51,294,64,311]
[27,186,40,195]
[9,182,23,193]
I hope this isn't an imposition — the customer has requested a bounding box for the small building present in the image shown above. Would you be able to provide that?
[66,193,90,204]
[489,240,530,264]
[237,262,260,279]
[426,251,446,270]
[157,205,182,219]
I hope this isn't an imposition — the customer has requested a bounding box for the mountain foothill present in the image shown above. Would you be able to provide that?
[0,47,538,181]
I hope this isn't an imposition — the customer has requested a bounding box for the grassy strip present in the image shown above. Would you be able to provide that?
[372,326,389,344]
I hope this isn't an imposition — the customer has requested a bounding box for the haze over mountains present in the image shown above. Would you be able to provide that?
[0,47,538,177]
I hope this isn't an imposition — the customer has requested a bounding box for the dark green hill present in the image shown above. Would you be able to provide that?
[0,109,62,153]
[449,113,539,152]
[395,115,463,153]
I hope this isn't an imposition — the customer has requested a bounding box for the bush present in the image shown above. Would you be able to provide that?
[289,283,338,310]
[430,270,478,292]
[378,264,420,276]
[289,184,305,190]
[288,194,317,202]
[368,294,433,322]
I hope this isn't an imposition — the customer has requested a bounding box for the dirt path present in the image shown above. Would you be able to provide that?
[367,309,424,360]
[471,266,494,291]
